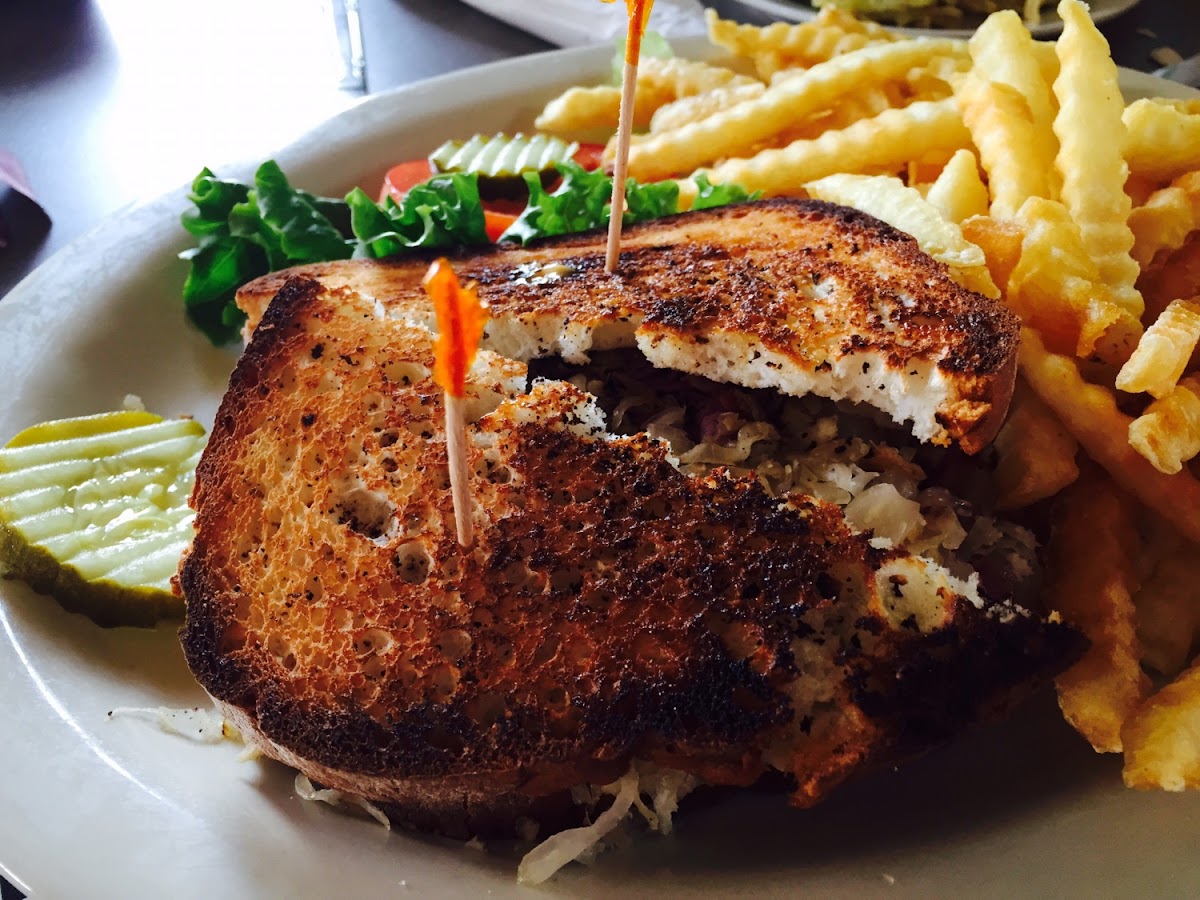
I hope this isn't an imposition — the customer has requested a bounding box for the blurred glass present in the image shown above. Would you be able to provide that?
[331,0,366,92]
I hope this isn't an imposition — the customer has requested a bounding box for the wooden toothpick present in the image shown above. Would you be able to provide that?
[605,0,654,274]
[442,393,473,547]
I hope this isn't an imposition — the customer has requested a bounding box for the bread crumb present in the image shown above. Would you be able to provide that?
[883,874,896,885]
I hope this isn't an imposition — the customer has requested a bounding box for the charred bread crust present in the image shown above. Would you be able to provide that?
[180,272,1079,837]
[236,199,1021,454]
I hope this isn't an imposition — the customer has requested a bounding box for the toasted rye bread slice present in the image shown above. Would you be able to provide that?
[181,272,1079,838]
[236,200,1019,454]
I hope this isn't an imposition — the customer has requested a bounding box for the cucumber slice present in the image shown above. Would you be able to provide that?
[0,411,207,627]
[428,132,579,180]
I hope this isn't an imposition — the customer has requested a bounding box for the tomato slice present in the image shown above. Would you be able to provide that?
[572,143,606,171]
[484,209,519,242]
[380,159,435,203]
[378,144,599,242]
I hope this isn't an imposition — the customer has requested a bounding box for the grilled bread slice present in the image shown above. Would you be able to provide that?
[236,199,1020,454]
[182,231,1078,838]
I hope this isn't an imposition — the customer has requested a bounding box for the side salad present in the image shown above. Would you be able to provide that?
[180,144,757,345]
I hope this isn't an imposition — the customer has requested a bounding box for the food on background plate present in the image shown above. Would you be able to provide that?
[0,409,206,627]
[809,0,1052,31]
[180,200,1081,883]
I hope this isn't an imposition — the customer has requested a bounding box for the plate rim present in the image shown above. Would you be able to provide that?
[1,38,1198,900]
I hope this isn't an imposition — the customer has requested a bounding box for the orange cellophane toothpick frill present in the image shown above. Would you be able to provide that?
[423,258,489,546]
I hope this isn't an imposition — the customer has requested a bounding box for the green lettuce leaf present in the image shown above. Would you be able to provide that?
[346,172,489,258]
[180,155,758,346]
[179,162,354,345]
[691,173,761,210]
[223,160,355,273]
[499,160,681,245]
[179,169,260,345]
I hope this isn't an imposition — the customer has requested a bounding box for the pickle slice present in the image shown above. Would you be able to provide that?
[428,132,579,180]
[0,411,207,627]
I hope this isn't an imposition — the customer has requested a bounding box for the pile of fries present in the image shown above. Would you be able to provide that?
[535,1,1200,791]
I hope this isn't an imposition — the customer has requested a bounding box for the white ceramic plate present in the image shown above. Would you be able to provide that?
[727,0,1143,38]
[1,43,1198,900]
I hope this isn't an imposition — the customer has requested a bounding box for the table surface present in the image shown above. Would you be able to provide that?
[0,1,1195,896]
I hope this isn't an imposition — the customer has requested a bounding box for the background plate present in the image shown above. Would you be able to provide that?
[1,40,1198,900]
[725,0,1143,38]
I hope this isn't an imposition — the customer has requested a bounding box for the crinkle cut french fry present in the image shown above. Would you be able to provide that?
[704,8,894,73]
[535,86,632,136]
[757,79,904,145]
[1123,660,1200,791]
[648,82,766,135]
[1139,233,1200,326]
[535,57,755,137]
[1046,477,1149,753]
[925,150,989,225]
[1031,37,1060,86]
[961,214,1024,292]
[817,5,898,42]
[641,56,761,98]
[907,159,945,188]
[970,11,1057,132]
[830,83,897,128]
[956,73,1051,219]
[1116,298,1200,399]
[1128,375,1200,475]
[749,27,896,82]
[1151,97,1200,115]
[1124,99,1200,183]
[903,59,960,103]
[1053,0,1143,318]
[803,172,996,296]
[993,379,1079,510]
[1134,544,1200,678]
[1125,173,1160,209]
[1128,171,1200,268]
[698,98,970,198]
[968,10,1059,194]
[1008,198,1141,363]
[1019,328,1200,545]
[625,40,969,183]
[748,50,787,83]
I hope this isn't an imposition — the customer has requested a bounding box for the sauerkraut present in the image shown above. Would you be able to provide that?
[531,350,1041,605]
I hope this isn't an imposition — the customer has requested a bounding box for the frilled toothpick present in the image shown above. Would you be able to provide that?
[424,257,489,547]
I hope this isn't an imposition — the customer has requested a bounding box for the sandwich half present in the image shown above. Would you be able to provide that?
[179,199,1081,842]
